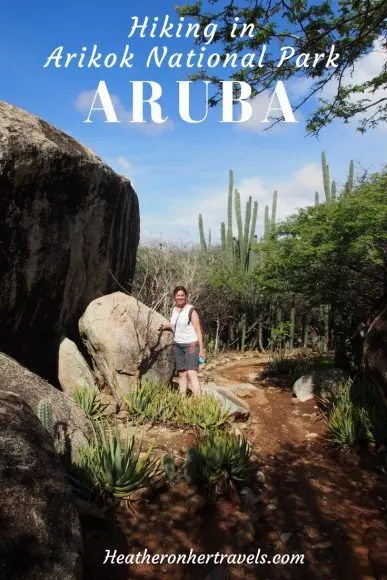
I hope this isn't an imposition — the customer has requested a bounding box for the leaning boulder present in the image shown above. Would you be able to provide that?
[0,392,82,579]
[0,100,139,380]
[363,307,387,408]
[79,292,174,394]
[293,368,348,402]
[0,352,91,460]
[58,337,96,396]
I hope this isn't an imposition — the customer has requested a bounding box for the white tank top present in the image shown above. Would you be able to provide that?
[170,304,198,344]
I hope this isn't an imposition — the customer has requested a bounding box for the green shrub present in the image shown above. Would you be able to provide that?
[320,379,387,451]
[185,430,252,496]
[73,385,107,420]
[122,380,231,430]
[177,394,230,430]
[266,353,335,381]
[122,380,179,423]
[72,422,159,501]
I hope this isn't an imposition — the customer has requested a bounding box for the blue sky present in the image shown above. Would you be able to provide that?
[1,0,386,243]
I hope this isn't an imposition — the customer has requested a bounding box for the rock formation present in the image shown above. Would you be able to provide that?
[0,101,139,380]
[0,352,91,460]
[0,392,82,579]
[79,292,174,394]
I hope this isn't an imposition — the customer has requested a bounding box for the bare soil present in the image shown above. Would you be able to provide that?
[81,353,387,580]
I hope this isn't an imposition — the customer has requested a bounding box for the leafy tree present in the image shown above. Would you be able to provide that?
[177,0,387,134]
[258,171,387,337]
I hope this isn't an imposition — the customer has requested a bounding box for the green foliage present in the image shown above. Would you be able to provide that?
[73,422,159,501]
[268,322,292,351]
[37,398,54,436]
[177,394,231,430]
[177,1,387,134]
[185,430,252,496]
[122,380,179,424]
[266,353,335,381]
[258,171,387,309]
[122,380,231,430]
[73,386,107,420]
[320,378,387,451]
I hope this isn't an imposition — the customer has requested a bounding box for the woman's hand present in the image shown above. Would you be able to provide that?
[199,350,206,360]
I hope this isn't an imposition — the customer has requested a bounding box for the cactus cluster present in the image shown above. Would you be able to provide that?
[321,152,354,202]
[199,169,260,273]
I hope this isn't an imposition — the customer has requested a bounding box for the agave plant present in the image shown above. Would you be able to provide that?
[73,385,107,420]
[178,394,230,430]
[186,430,251,496]
[74,423,160,500]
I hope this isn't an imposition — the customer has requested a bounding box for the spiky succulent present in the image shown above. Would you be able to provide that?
[185,430,252,495]
[73,385,107,419]
[75,423,159,500]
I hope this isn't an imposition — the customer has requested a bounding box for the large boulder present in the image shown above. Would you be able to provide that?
[79,292,174,394]
[58,337,96,396]
[364,307,387,408]
[293,368,348,402]
[0,100,139,380]
[0,352,91,460]
[0,392,82,579]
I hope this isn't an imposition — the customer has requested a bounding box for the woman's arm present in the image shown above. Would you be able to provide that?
[191,310,205,357]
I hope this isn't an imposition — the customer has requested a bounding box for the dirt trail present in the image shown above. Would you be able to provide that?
[82,354,387,580]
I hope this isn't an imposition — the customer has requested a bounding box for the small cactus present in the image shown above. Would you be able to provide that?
[37,399,53,436]
[163,454,177,481]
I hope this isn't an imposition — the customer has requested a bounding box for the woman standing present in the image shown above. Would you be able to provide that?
[159,286,205,396]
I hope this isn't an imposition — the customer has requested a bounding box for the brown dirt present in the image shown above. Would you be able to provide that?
[82,353,387,580]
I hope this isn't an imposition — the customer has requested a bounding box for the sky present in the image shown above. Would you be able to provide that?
[1,0,386,244]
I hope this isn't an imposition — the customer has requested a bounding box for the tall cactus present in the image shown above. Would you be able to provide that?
[321,151,331,202]
[221,222,226,256]
[198,214,207,252]
[227,169,234,264]
[264,205,270,240]
[271,190,278,229]
[234,189,243,266]
[345,160,354,194]
[248,201,258,272]
[242,196,252,270]
[331,181,337,201]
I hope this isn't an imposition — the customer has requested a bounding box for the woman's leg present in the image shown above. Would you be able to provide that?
[187,370,202,396]
[178,370,188,395]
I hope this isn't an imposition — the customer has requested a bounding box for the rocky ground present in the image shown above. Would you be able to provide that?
[81,352,387,580]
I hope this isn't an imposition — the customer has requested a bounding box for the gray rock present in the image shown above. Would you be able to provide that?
[0,392,82,579]
[79,293,174,394]
[293,369,348,402]
[0,352,91,461]
[0,100,139,381]
[58,337,96,396]
[202,385,250,421]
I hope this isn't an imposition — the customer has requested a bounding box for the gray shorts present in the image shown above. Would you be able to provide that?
[173,341,199,371]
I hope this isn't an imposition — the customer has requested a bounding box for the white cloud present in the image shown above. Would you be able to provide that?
[320,36,387,128]
[237,89,303,134]
[74,89,174,135]
[116,156,132,172]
